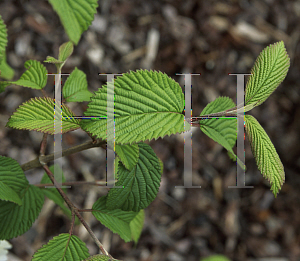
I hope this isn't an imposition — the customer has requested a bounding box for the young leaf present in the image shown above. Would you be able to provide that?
[245,41,290,107]
[44,56,63,65]
[106,142,162,212]
[115,143,139,171]
[0,185,44,240]
[10,60,47,89]
[80,70,187,144]
[58,41,74,63]
[32,233,90,261]
[245,115,285,197]
[48,0,98,45]
[130,209,145,244]
[200,97,237,151]
[92,196,138,242]
[6,97,80,134]
[63,67,93,102]
[201,255,231,261]
[0,53,14,80]
[0,81,10,93]
[0,15,7,65]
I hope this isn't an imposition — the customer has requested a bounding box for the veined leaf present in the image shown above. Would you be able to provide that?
[48,0,98,45]
[245,41,290,107]
[92,196,138,242]
[0,156,28,196]
[10,60,47,89]
[0,181,22,206]
[63,67,93,102]
[130,209,145,244]
[115,143,139,171]
[80,70,187,144]
[32,233,90,261]
[0,15,7,65]
[106,142,162,212]
[0,185,44,240]
[245,115,285,197]
[200,97,237,151]
[6,97,80,134]
[58,41,74,63]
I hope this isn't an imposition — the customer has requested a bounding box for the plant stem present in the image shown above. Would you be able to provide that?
[21,139,106,171]
[42,165,112,258]
[34,180,116,187]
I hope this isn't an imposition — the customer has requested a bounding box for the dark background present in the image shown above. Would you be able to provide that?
[0,0,300,260]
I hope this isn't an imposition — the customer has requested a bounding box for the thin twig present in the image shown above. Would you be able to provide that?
[21,139,106,171]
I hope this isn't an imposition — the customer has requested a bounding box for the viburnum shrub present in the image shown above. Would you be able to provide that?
[0,1,290,260]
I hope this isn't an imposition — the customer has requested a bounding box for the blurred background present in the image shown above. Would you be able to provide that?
[0,0,300,260]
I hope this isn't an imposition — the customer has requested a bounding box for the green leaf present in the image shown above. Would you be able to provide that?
[0,185,44,240]
[0,156,28,195]
[92,196,138,242]
[32,233,90,261]
[200,97,237,152]
[115,143,139,171]
[63,67,93,102]
[130,209,145,244]
[245,115,285,197]
[0,81,10,93]
[0,15,7,65]
[106,142,162,212]
[0,181,22,206]
[48,0,98,45]
[84,255,121,261]
[80,70,187,144]
[10,60,47,89]
[0,53,14,80]
[44,56,63,65]
[245,41,290,107]
[6,97,80,134]
[58,41,74,63]
[201,255,231,261]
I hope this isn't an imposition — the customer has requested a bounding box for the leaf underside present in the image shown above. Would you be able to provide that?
[245,41,290,107]
[245,115,285,197]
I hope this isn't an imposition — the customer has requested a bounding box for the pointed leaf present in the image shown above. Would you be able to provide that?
[245,41,290,107]
[0,156,28,195]
[10,60,47,89]
[0,53,14,80]
[130,209,145,244]
[0,185,44,240]
[200,97,237,151]
[63,68,93,102]
[92,196,138,242]
[106,142,162,212]
[32,233,90,261]
[80,70,187,144]
[0,15,7,65]
[58,41,74,62]
[0,181,22,206]
[245,115,285,197]
[6,97,80,134]
[48,0,98,45]
[115,143,139,171]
